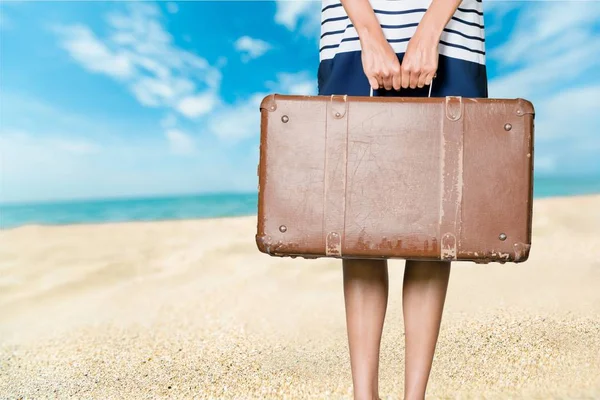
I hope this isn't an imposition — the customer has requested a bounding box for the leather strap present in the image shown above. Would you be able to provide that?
[439,96,464,260]
[323,95,349,256]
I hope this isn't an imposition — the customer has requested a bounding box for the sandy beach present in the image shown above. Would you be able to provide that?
[1,194,599,399]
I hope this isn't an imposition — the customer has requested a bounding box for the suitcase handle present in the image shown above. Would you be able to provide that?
[370,75,435,97]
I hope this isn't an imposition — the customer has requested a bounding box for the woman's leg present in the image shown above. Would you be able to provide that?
[343,258,389,400]
[402,260,451,400]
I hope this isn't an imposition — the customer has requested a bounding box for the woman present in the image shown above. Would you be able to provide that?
[317,0,488,399]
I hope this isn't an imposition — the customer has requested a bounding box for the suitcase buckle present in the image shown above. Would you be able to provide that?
[445,96,463,121]
[330,94,348,119]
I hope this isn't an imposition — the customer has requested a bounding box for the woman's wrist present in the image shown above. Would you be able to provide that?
[416,12,445,42]
[356,23,387,44]
[418,0,463,41]
[340,0,387,46]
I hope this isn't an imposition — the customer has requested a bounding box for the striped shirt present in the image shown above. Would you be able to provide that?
[320,0,486,66]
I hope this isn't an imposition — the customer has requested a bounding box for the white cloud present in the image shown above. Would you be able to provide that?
[488,43,600,99]
[51,3,317,150]
[165,129,195,155]
[482,0,521,18]
[533,84,600,146]
[488,2,600,99]
[1,91,118,139]
[288,80,316,95]
[53,3,221,119]
[208,93,266,142]
[53,139,102,155]
[275,1,309,30]
[266,71,317,95]
[130,77,178,106]
[0,131,102,155]
[486,2,600,178]
[176,91,219,118]
[485,3,600,177]
[166,2,179,14]
[489,2,600,68]
[234,36,272,62]
[275,0,320,35]
[160,114,178,129]
[208,71,317,142]
[0,131,102,175]
[55,24,134,79]
[0,127,222,204]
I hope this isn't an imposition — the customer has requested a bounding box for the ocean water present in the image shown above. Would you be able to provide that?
[1,177,599,230]
[0,193,258,230]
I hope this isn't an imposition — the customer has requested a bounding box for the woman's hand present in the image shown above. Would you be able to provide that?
[361,27,438,91]
[341,0,459,91]
[400,0,464,89]
[400,27,440,89]
[360,30,402,91]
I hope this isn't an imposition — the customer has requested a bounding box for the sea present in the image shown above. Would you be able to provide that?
[1,176,599,230]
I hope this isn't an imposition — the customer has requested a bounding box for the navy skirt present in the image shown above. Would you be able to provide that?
[317,51,488,98]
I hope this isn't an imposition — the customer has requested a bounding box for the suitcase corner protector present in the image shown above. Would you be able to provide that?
[255,233,271,254]
[260,94,278,112]
[513,242,532,262]
[515,98,535,116]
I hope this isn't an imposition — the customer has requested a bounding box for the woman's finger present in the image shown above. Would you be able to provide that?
[400,64,411,89]
[392,71,402,91]
[409,66,421,89]
[376,75,384,89]
[368,75,379,90]
[417,69,429,88]
[391,60,402,91]
[382,71,393,91]
[424,71,436,87]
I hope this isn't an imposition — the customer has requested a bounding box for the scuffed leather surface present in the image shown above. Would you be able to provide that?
[256,94,534,264]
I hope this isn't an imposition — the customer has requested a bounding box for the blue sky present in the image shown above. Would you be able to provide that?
[0,1,599,203]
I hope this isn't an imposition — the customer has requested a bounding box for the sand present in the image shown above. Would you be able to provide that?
[1,194,599,399]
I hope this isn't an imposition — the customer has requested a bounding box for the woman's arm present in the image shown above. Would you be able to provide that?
[401,0,463,89]
[340,0,401,90]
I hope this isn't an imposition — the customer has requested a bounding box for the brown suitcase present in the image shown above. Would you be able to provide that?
[255,94,535,264]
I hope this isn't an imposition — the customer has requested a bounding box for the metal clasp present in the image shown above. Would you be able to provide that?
[330,94,348,119]
[445,96,463,121]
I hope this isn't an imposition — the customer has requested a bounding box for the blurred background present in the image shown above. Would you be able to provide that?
[1,2,600,398]
[1,0,599,228]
